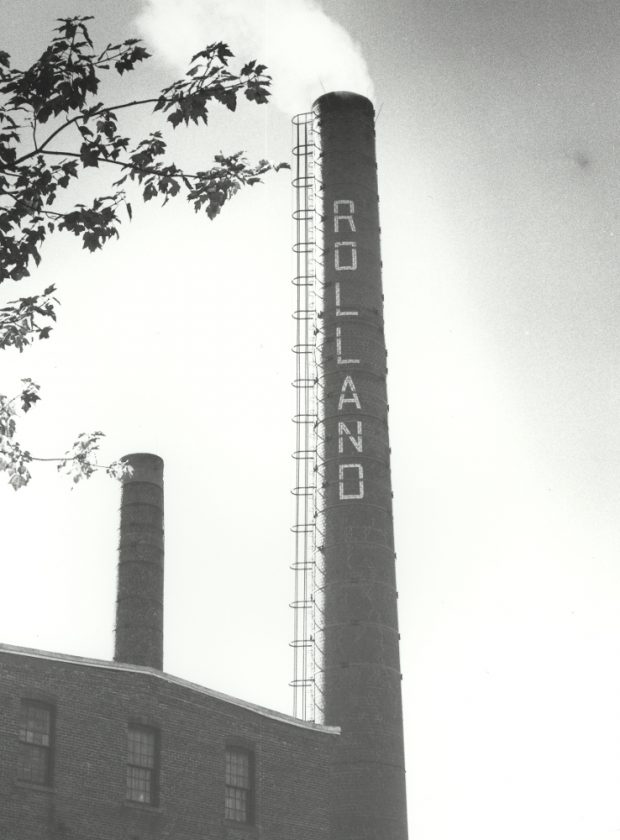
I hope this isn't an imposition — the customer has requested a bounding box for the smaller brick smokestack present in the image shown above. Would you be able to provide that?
[114,453,164,670]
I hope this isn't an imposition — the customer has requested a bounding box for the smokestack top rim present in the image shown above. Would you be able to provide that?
[313,91,374,115]
[120,453,164,486]
[121,452,164,465]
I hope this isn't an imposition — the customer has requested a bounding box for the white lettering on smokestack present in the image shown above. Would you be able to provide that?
[338,421,363,454]
[334,241,357,271]
[333,200,356,232]
[334,198,364,501]
[339,464,364,500]
[336,326,359,365]
[335,282,358,317]
[338,376,362,411]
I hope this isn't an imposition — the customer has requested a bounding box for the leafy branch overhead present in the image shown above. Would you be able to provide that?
[0,380,129,490]
[0,15,286,344]
[0,15,288,487]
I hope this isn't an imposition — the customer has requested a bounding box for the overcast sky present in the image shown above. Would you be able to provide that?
[2,1,620,838]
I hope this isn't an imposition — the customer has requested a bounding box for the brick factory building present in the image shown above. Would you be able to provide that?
[0,453,337,840]
[0,644,336,839]
[0,93,408,840]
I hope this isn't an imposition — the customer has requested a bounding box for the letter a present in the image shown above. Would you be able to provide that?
[338,376,362,411]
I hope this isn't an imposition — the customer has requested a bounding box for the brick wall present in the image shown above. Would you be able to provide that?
[0,647,336,840]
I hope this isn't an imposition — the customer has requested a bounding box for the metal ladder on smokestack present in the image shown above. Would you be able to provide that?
[290,110,324,722]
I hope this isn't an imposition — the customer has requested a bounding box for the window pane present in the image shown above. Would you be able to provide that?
[225,748,253,823]
[225,786,249,822]
[18,743,49,785]
[128,727,155,768]
[226,749,249,788]
[19,702,51,745]
[127,765,153,803]
[127,725,158,805]
[18,701,53,786]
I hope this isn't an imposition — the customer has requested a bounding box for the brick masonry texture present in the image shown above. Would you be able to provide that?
[0,647,336,840]
[115,453,165,670]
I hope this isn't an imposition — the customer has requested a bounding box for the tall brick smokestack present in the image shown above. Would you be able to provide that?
[114,453,164,670]
[315,92,408,840]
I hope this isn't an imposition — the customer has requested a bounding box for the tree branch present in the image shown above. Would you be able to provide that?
[14,98,160,165]
[39,147,194,180]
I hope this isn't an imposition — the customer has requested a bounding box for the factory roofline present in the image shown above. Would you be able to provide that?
[0,642,340,735]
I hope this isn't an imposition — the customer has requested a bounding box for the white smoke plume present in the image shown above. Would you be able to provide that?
[135,0,374,114]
